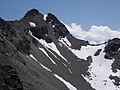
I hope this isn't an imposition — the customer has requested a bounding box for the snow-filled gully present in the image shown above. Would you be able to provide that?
[59,37,120,90]
[29,31,70,64]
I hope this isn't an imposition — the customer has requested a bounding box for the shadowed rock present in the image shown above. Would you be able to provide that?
[24,9,40,18]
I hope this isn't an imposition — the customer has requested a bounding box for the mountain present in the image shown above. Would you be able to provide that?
[0,9,120,90]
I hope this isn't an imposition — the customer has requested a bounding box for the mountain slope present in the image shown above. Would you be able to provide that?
[0,9,120,90]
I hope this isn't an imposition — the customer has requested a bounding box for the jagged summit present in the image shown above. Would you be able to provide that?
[24,9,41,18]
[45,13,61,24]
[45,13,70,38]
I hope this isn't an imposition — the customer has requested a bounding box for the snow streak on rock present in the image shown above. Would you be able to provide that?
[53,74,77,90]
[39,47,57,65]
[29,31,69,64]
[45,47,60,60]
[29,54,52,72]
[59,37,71,47]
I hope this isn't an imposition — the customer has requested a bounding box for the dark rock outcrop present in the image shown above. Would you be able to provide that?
[30,26,52,43]
[67,34,89,50]
[24,9,40,18]
[104,38,120,59]
[104,38,120,86]
[94,49,101,56]
[109,75,120,86]
[45,13,69,38]
[86,56,92,64]
[0,65,23,90]
[104,38,120,73]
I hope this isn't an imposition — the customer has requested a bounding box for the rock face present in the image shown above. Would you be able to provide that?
[0,65,23,90]
[0,9,120,90]
[103,38,120,86]
[24,9,40,18]
[104,38,120,72]
[45,13,69,38]
[104,38,120,59]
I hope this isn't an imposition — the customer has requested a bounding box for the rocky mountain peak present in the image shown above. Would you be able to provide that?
[24,9,41,18]
[44,13,70,38]
[46,13,59,24]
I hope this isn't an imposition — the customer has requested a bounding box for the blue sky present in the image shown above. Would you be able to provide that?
[0,0,120,30]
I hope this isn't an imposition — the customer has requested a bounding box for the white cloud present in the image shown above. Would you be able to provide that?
[65,23,120,44]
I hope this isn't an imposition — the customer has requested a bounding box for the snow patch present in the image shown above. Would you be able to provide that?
[70,45,104,60]
[29,22,36,27]
[39,47,57,65]
[53,74,77,90]
[45,47,60,60]
[40,63,52,72]
[29,54,52,72]
[63,63,67,67]
[29,54,37,61]
[59,37,71,47]
[53,25,55,28]
[59,37,120,89]
[68,68,72,74]
[59,37,103,60]
[58,42,63,47]
[40,40,69,63]
[82,45,120,90]
[118,48,120,51]
[43,14,47,21]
